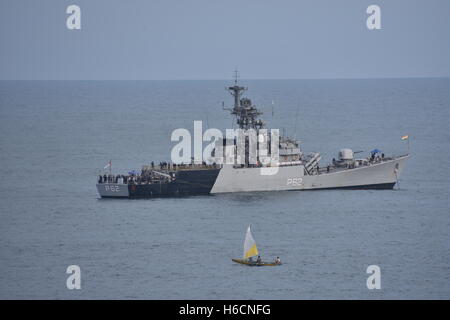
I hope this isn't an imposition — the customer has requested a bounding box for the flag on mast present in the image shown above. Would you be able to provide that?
[104,161,111,170]
[401,135,409,140]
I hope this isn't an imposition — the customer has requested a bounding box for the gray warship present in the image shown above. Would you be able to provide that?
[96,78,409,198]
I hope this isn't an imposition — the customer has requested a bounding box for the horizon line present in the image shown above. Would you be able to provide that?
[1,76,449,81]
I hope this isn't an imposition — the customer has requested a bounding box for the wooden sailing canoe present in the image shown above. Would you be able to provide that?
[232,258,280,266]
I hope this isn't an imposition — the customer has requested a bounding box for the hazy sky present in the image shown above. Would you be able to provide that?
[1,0,449,80]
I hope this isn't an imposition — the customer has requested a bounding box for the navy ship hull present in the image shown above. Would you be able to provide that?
[96,156,408,199]
[97,180,396,199]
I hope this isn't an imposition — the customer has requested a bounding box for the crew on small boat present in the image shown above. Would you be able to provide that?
[275,257,281,265]
[256,256,261,264]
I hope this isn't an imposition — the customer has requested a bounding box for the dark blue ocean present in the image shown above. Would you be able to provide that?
[0,79,449,299]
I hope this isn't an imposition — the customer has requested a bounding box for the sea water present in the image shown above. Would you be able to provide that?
[0,79,449,299]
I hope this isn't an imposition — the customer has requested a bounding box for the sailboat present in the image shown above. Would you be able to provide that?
[231,225,280,266]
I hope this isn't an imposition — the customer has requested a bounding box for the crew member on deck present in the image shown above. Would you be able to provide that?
[275,257,281,264]
[256,256,261,264]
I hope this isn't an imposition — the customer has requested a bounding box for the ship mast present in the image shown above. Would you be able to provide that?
[227,70,264,130]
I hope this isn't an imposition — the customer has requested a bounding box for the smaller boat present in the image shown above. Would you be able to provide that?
[231,259,279,267]
[232,225,281,267]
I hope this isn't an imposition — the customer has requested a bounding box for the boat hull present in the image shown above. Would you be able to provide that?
[96,156,408,198]
[211,155,408,193]
[232,258,279,266]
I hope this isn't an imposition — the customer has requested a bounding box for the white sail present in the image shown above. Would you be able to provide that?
[243,225,259,259]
